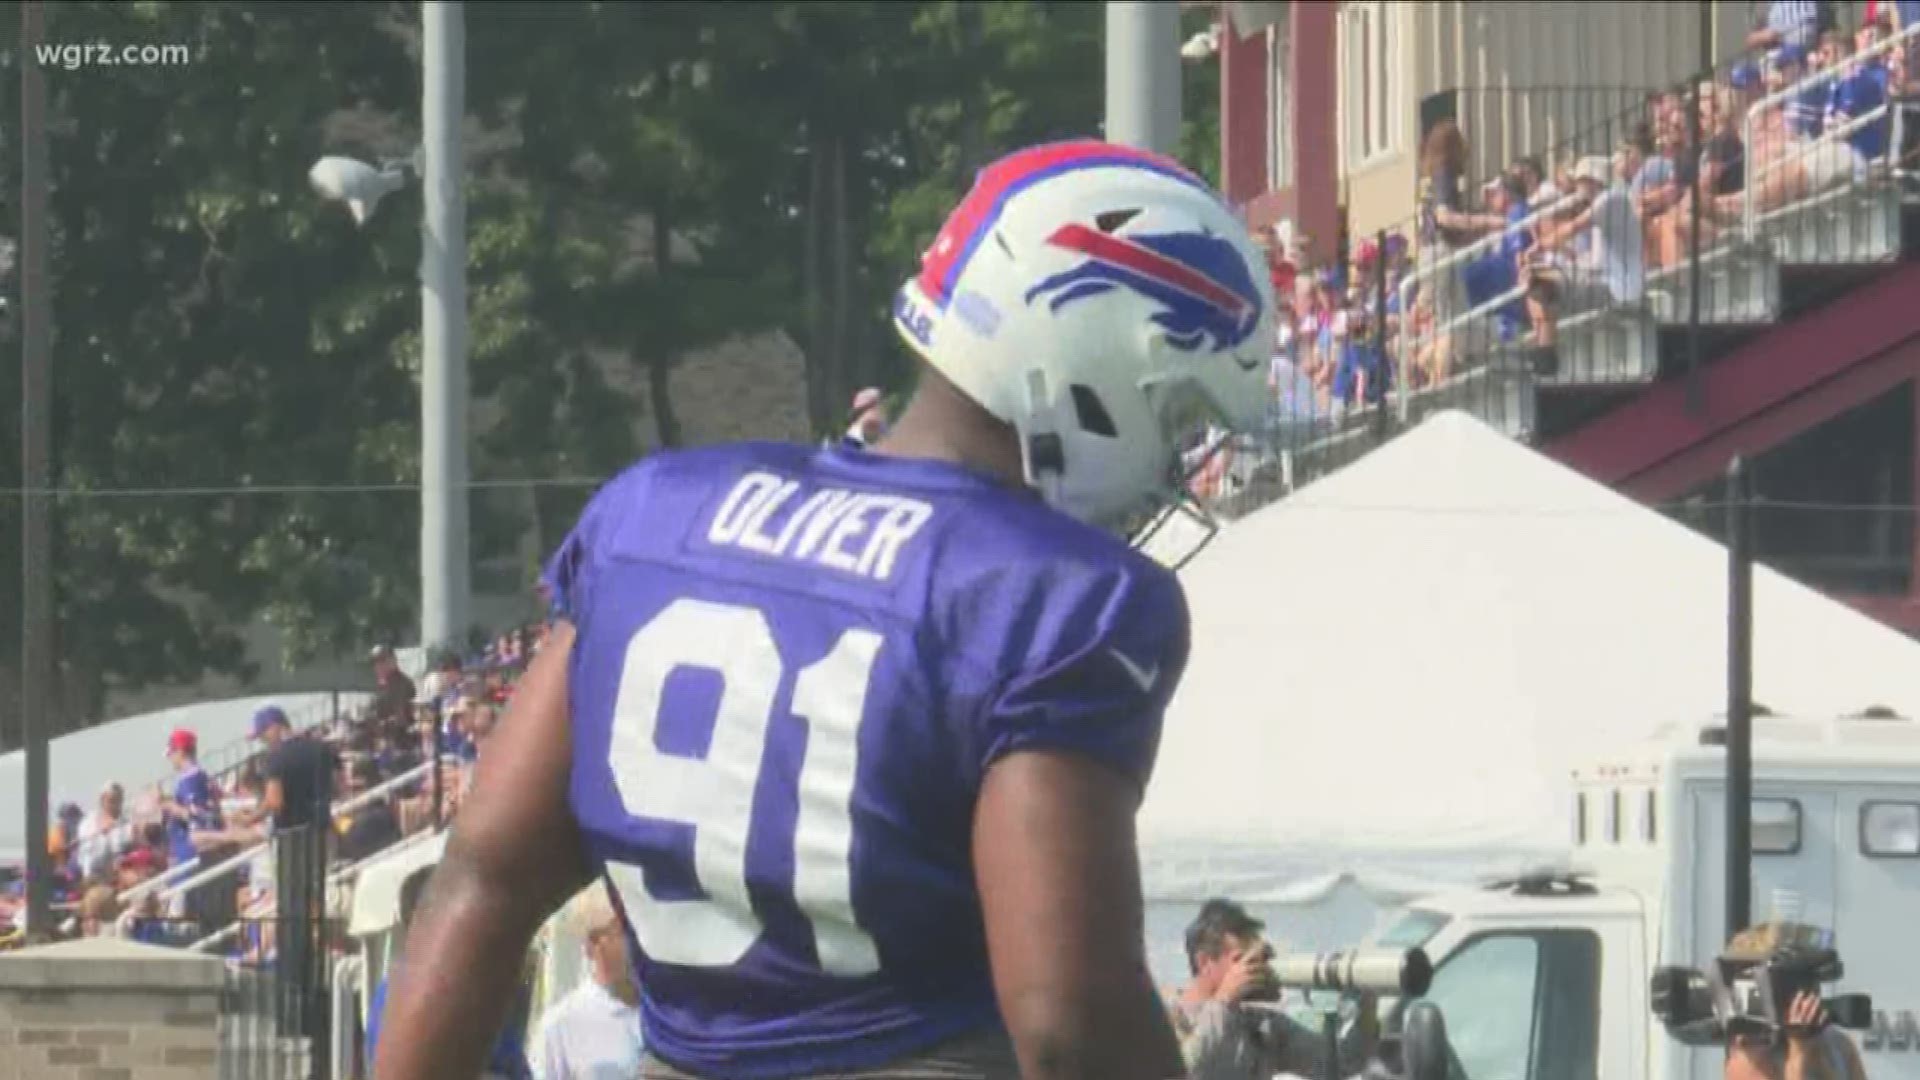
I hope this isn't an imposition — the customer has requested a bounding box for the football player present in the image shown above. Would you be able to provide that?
[374,139,1273,1080]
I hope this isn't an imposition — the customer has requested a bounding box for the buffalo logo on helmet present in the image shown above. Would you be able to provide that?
[1023,223,1263,358]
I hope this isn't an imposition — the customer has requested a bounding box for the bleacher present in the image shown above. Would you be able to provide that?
[0,625,544,1078]
[1207,19,1920,522]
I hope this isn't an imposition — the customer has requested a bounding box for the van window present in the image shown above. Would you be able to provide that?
[1754,798,1802,855]
[1646,790,1657,843]
[1412,929,1601,1080]
[1609,791,1622,843]
[1860,801,1920,857]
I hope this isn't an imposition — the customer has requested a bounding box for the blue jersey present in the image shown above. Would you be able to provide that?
[168,767,221,868]
[544,442,1188,1079]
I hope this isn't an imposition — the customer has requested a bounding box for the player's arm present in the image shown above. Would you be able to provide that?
[976,751,1185,1080]
[372,621,592,1080]
[970,564,1191,1080]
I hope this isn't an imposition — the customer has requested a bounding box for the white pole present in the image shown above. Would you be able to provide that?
[1104,0,1183,155]
[420,0,469,654]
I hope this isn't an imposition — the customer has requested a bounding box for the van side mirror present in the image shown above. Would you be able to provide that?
[1401,1001,1452,1080]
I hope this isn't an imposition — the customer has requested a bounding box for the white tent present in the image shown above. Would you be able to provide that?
[1137,410,1920,905]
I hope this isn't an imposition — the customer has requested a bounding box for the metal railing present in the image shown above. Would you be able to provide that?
[1213,25,1920,516]
[1741,21,1920,239]
[75,693,350,883]
[1392,190,1585,412]
[114,754,454,944]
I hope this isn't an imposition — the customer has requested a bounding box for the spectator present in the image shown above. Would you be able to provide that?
[1827,29,1891,164]
[1459,172,1535,348]
[1880,0,1920,97]
[421,649,464,712]
[1642,114,1694,234]
[1165,899,1376,1080]
[1561,155,1647,309]
[528,884,644,1080]
[233,704,337,1041]
[1625,123,1676,206]
[73,783,130,881]
[1417,120,1503,333]
[77,885,121,939]
[843,387,889,449]
[369,644,418,741]
[1655,86,1748,267]
[159,728,222,871]
[233,706,336,835]
[1329,294,1388,412]
[1264,223,1300,301]
[1743,89,1863,218]
[1770,45,1827,140]
[1747,0,1832,53]
[1814,26,1851,71]
[1730,59,1767,120]
[335,757,401,864]
[49,802,84,883]
[1403,288,1453,388]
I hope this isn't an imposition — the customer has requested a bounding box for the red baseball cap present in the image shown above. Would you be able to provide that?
[167,728,197,755]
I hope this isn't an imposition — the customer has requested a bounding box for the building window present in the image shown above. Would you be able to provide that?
[1268,18,1293,189]
[1341,1,1397,168]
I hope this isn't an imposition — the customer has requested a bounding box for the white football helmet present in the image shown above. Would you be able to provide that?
[892,140,1274,528]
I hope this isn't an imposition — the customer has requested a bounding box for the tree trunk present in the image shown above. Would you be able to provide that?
[830,134,853,408]
[804,132,833,438]
[958,2,989,177]
[647,357,682,449]
[646,59,685,450]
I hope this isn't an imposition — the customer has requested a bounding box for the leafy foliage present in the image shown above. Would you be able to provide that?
[0,0,1221,739]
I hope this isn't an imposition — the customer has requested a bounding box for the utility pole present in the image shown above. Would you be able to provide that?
[1724,458,1755,938]
[419,1,470,656]
[1105,1,1183,155]
[20,0,54,942]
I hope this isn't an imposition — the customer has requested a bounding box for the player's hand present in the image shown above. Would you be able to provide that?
[1784,991,1827,1043]
[1213,947,1276,1004]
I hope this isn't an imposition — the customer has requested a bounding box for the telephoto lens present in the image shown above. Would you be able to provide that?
[1270,948,1434,997]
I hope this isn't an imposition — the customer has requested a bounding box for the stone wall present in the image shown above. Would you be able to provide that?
[0,937,223,1080]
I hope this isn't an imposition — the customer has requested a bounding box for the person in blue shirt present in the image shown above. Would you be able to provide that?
[1459,173,1533,345]
[1767,45,1829,140]
[1827,55,1890,162]
[159,728,223,886]
[372,140,1274,1080]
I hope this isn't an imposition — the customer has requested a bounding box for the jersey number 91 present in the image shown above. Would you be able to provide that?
[604,597,885,977]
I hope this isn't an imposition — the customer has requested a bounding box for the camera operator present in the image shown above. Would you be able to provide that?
[1722,924,1869,1080]
[1166,899,1378,1080]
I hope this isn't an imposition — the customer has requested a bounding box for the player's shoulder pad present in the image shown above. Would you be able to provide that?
[544,443,820,621]
[570,441,816,550]
[935,498,1190,686]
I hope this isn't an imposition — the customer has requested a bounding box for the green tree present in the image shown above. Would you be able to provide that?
[0,0,1227,743]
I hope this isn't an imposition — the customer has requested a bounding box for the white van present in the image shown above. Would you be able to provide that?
[1365,714,1920,1080]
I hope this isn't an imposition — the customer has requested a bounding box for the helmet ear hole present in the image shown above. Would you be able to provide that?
[1070,384,1119,438]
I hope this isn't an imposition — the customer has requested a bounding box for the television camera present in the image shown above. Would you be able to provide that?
[1650,925,1872,1044]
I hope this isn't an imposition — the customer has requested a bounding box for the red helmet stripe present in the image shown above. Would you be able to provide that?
[1039,223,1253,318]
[913,140,1207,310]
